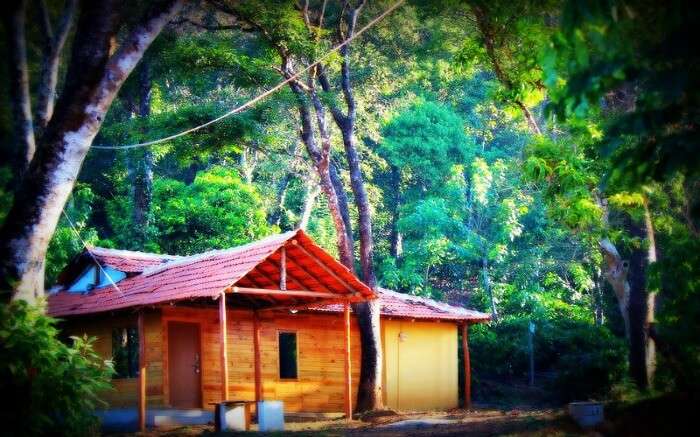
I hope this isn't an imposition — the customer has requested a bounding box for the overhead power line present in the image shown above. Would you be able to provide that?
[61,208,124,295]
[92,0,405,151]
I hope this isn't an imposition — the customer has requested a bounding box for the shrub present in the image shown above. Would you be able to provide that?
[470,315,626,403]
[0,301,113,436]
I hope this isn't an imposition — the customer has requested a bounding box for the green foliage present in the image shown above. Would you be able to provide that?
[545,0,700,190]
[0,166,13,224]
[380,101,474,191]
[46,184,100,286]
[107,166,274,255]
[471,313,626,402]
[0,301,113,436]
[646,189,700,393]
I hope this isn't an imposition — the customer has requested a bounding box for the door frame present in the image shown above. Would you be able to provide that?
[162,316,204,408]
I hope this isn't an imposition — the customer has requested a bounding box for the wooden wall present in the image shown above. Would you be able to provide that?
[161,306,361,413]
[62,310,163,408]
[64,305,361,413]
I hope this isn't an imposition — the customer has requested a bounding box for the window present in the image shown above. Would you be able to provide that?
[278,332,298,379]
[112,327,139,379]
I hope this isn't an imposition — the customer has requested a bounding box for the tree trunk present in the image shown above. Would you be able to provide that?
[482,257,498,321]
[131,58,155,249]
[351,299,383,412]
[593,267,605,326]
[626,218,649,389]
[35,0,78,131]
[642,198,657,386]
[330,1,383,412]
[388,165,402,259]
[268,173,292,227]
[329,159,355,251]
[602,205,657,389]
[298,177,319,230]
[600,238,632,339]
[340,125,376,287]
[239,147,258,184]
[286,73,354,269]
[4,0,36,173]
[0,0,184,303]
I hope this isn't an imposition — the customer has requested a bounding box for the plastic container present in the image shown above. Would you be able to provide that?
[257,400,285,431]
[568,401,604,428]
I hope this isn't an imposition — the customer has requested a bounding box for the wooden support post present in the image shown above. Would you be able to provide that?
[138,311,147,431]
[462,323,471,410]
[280,246,287,291]
[343,302,352,421]
[219,291,229,401]
[253,310,263,403]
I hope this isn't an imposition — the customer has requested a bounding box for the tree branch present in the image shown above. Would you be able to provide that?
[3,0,36,172]
[470,3,542,135]
[170,17,239,31]
[36,0,78,131]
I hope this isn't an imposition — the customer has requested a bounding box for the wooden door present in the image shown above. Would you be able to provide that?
[168,322,202,408]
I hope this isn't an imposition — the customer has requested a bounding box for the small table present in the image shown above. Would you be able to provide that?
[209,400,255,431]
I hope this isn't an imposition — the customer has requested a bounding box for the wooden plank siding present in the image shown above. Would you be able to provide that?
[62,310,164,408]
[62,306,361,413]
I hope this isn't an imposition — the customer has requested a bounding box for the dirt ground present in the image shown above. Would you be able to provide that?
[117,407,592,437]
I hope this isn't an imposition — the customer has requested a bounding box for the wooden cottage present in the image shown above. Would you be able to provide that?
[47,230,489,429]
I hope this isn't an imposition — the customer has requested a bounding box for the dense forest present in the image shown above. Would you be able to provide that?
[1,0,699,434]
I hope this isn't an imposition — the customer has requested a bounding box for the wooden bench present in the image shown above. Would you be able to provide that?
[209,400,255,431]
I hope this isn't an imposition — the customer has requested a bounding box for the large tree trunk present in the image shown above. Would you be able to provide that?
[601,205,657,389]
[4,0,36,173]
[0,0,184,303]
[35,0,78,131]
[626,218,650,389]
[321,1,383,412]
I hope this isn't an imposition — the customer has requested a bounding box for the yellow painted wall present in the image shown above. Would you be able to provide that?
[382,320,458,411]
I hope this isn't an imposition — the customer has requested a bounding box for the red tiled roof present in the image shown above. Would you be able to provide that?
[48,230,373,317]
[88,247,180,273]
[311,288,491,323]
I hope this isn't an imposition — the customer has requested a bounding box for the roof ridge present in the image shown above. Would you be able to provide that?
[377,287,480,316]
[140,230,299,277]
[88,246,180,260]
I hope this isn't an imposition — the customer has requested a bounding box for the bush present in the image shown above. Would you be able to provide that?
[470,315,626,403]
[0,301,113,436]
[549,321,627,401]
